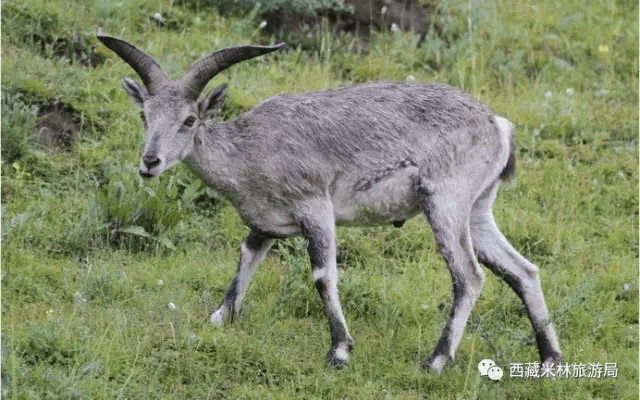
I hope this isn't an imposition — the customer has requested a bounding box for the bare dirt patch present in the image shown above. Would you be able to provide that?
[32,34,105,68]
[33,101,81,150]
[263,0,434,48]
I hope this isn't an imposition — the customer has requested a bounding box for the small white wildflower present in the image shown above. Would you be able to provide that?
[168,302,176,310]
[565,87,574,96]
[406,75,416,82]
[46,309,54,316]
[391,23,399,32]
[152,13,163,23]
[623,283,630,292]
[195,17,201,24]
[554,58,572,69]
[544,91,553,99]
[157,279,164,285]
[259,20,267,29]
[381,6,387,15]
[420,303,429,310]
[74,291,88,304]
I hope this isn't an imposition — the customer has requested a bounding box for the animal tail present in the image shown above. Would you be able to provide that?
[500,135,516,181]
[494,116,516,181]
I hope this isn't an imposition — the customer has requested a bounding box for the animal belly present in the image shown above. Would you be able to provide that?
[333,167,421,226]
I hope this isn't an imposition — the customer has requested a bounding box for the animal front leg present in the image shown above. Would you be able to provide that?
[210,231,275,326]
[299,208,354,367]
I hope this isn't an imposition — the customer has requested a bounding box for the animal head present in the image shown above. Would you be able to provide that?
[97,29,284,177]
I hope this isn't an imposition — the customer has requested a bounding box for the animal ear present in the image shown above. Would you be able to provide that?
[122,77,148,108]
[198,84,227,119]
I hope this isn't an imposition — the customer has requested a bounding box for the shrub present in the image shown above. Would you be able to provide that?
[78,162,205,251]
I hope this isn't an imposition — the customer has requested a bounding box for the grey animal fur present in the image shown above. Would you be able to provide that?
[98,31,562,372]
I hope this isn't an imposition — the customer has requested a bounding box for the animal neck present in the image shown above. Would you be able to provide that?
[183,122,244,201]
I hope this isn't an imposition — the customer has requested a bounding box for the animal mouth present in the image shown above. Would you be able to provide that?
[138,168,157,179]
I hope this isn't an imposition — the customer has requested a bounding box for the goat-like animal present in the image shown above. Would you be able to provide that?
[97,31,561,371]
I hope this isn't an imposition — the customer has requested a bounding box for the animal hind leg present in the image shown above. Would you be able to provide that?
[470,181,562,363]
[419,188,485,374]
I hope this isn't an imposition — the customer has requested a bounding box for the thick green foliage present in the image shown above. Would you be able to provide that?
[1,90,38,163]
[87,162,204,250]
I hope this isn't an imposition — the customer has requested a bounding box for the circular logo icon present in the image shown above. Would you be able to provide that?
[487,366,504,381]
[478,359,495,376]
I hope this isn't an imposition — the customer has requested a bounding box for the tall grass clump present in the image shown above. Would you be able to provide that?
[74,162,205,252]
[1,90,38,164]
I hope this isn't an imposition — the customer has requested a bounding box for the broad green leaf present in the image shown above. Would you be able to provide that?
[119,225,151,238]
[154,235,176,250]
[182,179,202,203]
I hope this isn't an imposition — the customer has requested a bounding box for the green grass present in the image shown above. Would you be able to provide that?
[1,0,638,398]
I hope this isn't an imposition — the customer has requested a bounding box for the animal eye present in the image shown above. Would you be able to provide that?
[183,116,196,127]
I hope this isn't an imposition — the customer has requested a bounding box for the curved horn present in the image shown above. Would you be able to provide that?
[180,43,285,100]
[97,29,170,94]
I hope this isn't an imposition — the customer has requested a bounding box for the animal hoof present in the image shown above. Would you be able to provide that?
[542,352,563,366]
[326,351,349,368]
[326,344,351,368]
[209,309,225,327]
[421,354,450,374]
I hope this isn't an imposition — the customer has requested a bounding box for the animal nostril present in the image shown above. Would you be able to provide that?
[142,154,160,169]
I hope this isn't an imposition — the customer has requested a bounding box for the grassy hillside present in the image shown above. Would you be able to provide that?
[1,0,638,398]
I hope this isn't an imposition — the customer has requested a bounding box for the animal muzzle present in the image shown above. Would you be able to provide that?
[139,153,163,178]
